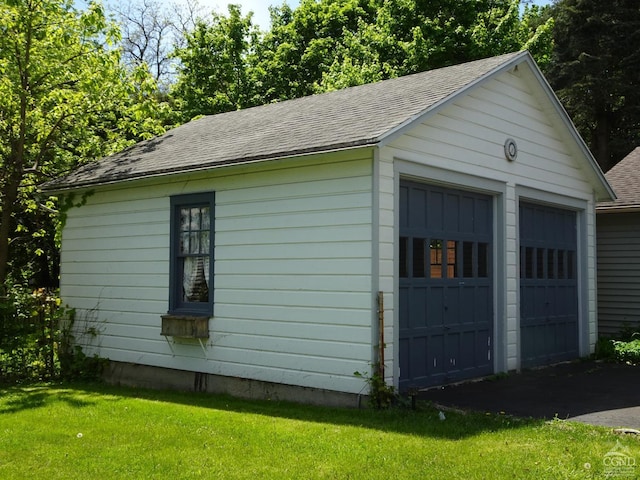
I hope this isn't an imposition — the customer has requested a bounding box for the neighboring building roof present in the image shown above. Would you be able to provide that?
[41,50,612,200]
[597,147,640,213]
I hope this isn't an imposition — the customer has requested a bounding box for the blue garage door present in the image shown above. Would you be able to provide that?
[520,202,578,368]
[399,181,493,391]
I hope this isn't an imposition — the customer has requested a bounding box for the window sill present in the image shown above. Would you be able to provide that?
[161,314,210,338]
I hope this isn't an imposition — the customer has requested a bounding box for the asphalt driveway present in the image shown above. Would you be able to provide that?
[418,360,640,429]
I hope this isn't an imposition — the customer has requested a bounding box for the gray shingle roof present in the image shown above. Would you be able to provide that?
[43,52,524,191]
[597,147,640,211]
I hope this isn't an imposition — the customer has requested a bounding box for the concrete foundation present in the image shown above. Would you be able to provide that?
[104,361,365,408]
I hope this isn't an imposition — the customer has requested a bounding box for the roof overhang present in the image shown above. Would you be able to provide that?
[42,144,377,195]
[596,205,640,214]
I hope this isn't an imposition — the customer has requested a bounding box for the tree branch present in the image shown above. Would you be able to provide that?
[28,112,73,173]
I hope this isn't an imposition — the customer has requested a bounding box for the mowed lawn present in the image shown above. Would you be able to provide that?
[0,383,638,479]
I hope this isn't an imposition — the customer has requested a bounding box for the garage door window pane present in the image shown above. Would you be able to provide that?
[536,248,545,279]
[478,242,488,278]
[447,240,457,278]
[522,246,534,279]
[547,249,555,279]
[568,250,575,279]
[558,250,565,278]
[399,237,408,278]
[413,238,426,278]
[463,241,473,277]
[430,239,443,278]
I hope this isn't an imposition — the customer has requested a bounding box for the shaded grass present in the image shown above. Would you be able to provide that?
[0,382,638,479]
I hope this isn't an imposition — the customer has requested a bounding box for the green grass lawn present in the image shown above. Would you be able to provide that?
[0,382,638,479]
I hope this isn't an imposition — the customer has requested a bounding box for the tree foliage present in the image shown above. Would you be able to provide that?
[0,0,168,290]
[171,4,261,120]
[547,0,640,172]
[250,0,554,99]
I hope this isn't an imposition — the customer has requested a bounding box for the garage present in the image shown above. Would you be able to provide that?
[45,51,614,403]
[399,180,493,390]
[519,202,578,368]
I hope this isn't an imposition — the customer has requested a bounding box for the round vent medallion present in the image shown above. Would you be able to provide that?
[504,138,518,162]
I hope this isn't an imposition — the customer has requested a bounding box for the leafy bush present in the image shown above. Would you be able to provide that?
[0,284,105,384]
[0,287,59,383]
[612,336,640,365]
[57,308,107,380]
[594,336,617,361]
[595,332,640,365]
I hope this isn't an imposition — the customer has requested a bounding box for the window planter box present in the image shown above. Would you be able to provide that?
[161,315,209,338]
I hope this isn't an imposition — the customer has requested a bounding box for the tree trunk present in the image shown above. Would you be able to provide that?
[592,109,612,172]
[0,172,21,294]
[1,49,29,293]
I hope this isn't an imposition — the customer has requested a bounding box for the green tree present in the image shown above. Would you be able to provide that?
[547,0,640,171]
[171,4,261,120]
[470,1,554,70]
[0,0,168,291]
[254,0,378,101]
[253,0,553,100]
[318,21,398,92]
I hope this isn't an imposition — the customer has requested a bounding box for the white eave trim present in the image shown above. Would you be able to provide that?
[596,205,640,214]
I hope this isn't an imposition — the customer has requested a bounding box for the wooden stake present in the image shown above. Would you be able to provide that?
[378,291,384,379]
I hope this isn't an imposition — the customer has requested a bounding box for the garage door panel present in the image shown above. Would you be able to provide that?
[477,330,492,367]
[559,285,577,315]
[428,335,445,376]
[461,331,481,370]
[410,337,428,380]
[459,287,475,324]
[520,326,535,359]
[459,332,473,369]
[399,337,409,380]
[426,287,445,327]
[476,198,492,235]
[427,191,444,232]
[445,194,460,231]
[399,286,410,329]
[445,286,460,327]
[460,196,475,232]
[400,186,409,228]
[409,189,427,229]
[409,287,427,329]
[399,181,493,390]
[521,285,547,319]
[534,286,547,317]
[520,202,578,368]
[553,323,567,351]
[446,334,460,371]
[520,205,535,239]
[476,285,491,321]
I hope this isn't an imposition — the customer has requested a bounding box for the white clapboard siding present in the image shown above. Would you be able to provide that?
[381,66,598,373]
[597,213,640,336]
[388,84,591,196]
[61,151,374,394]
